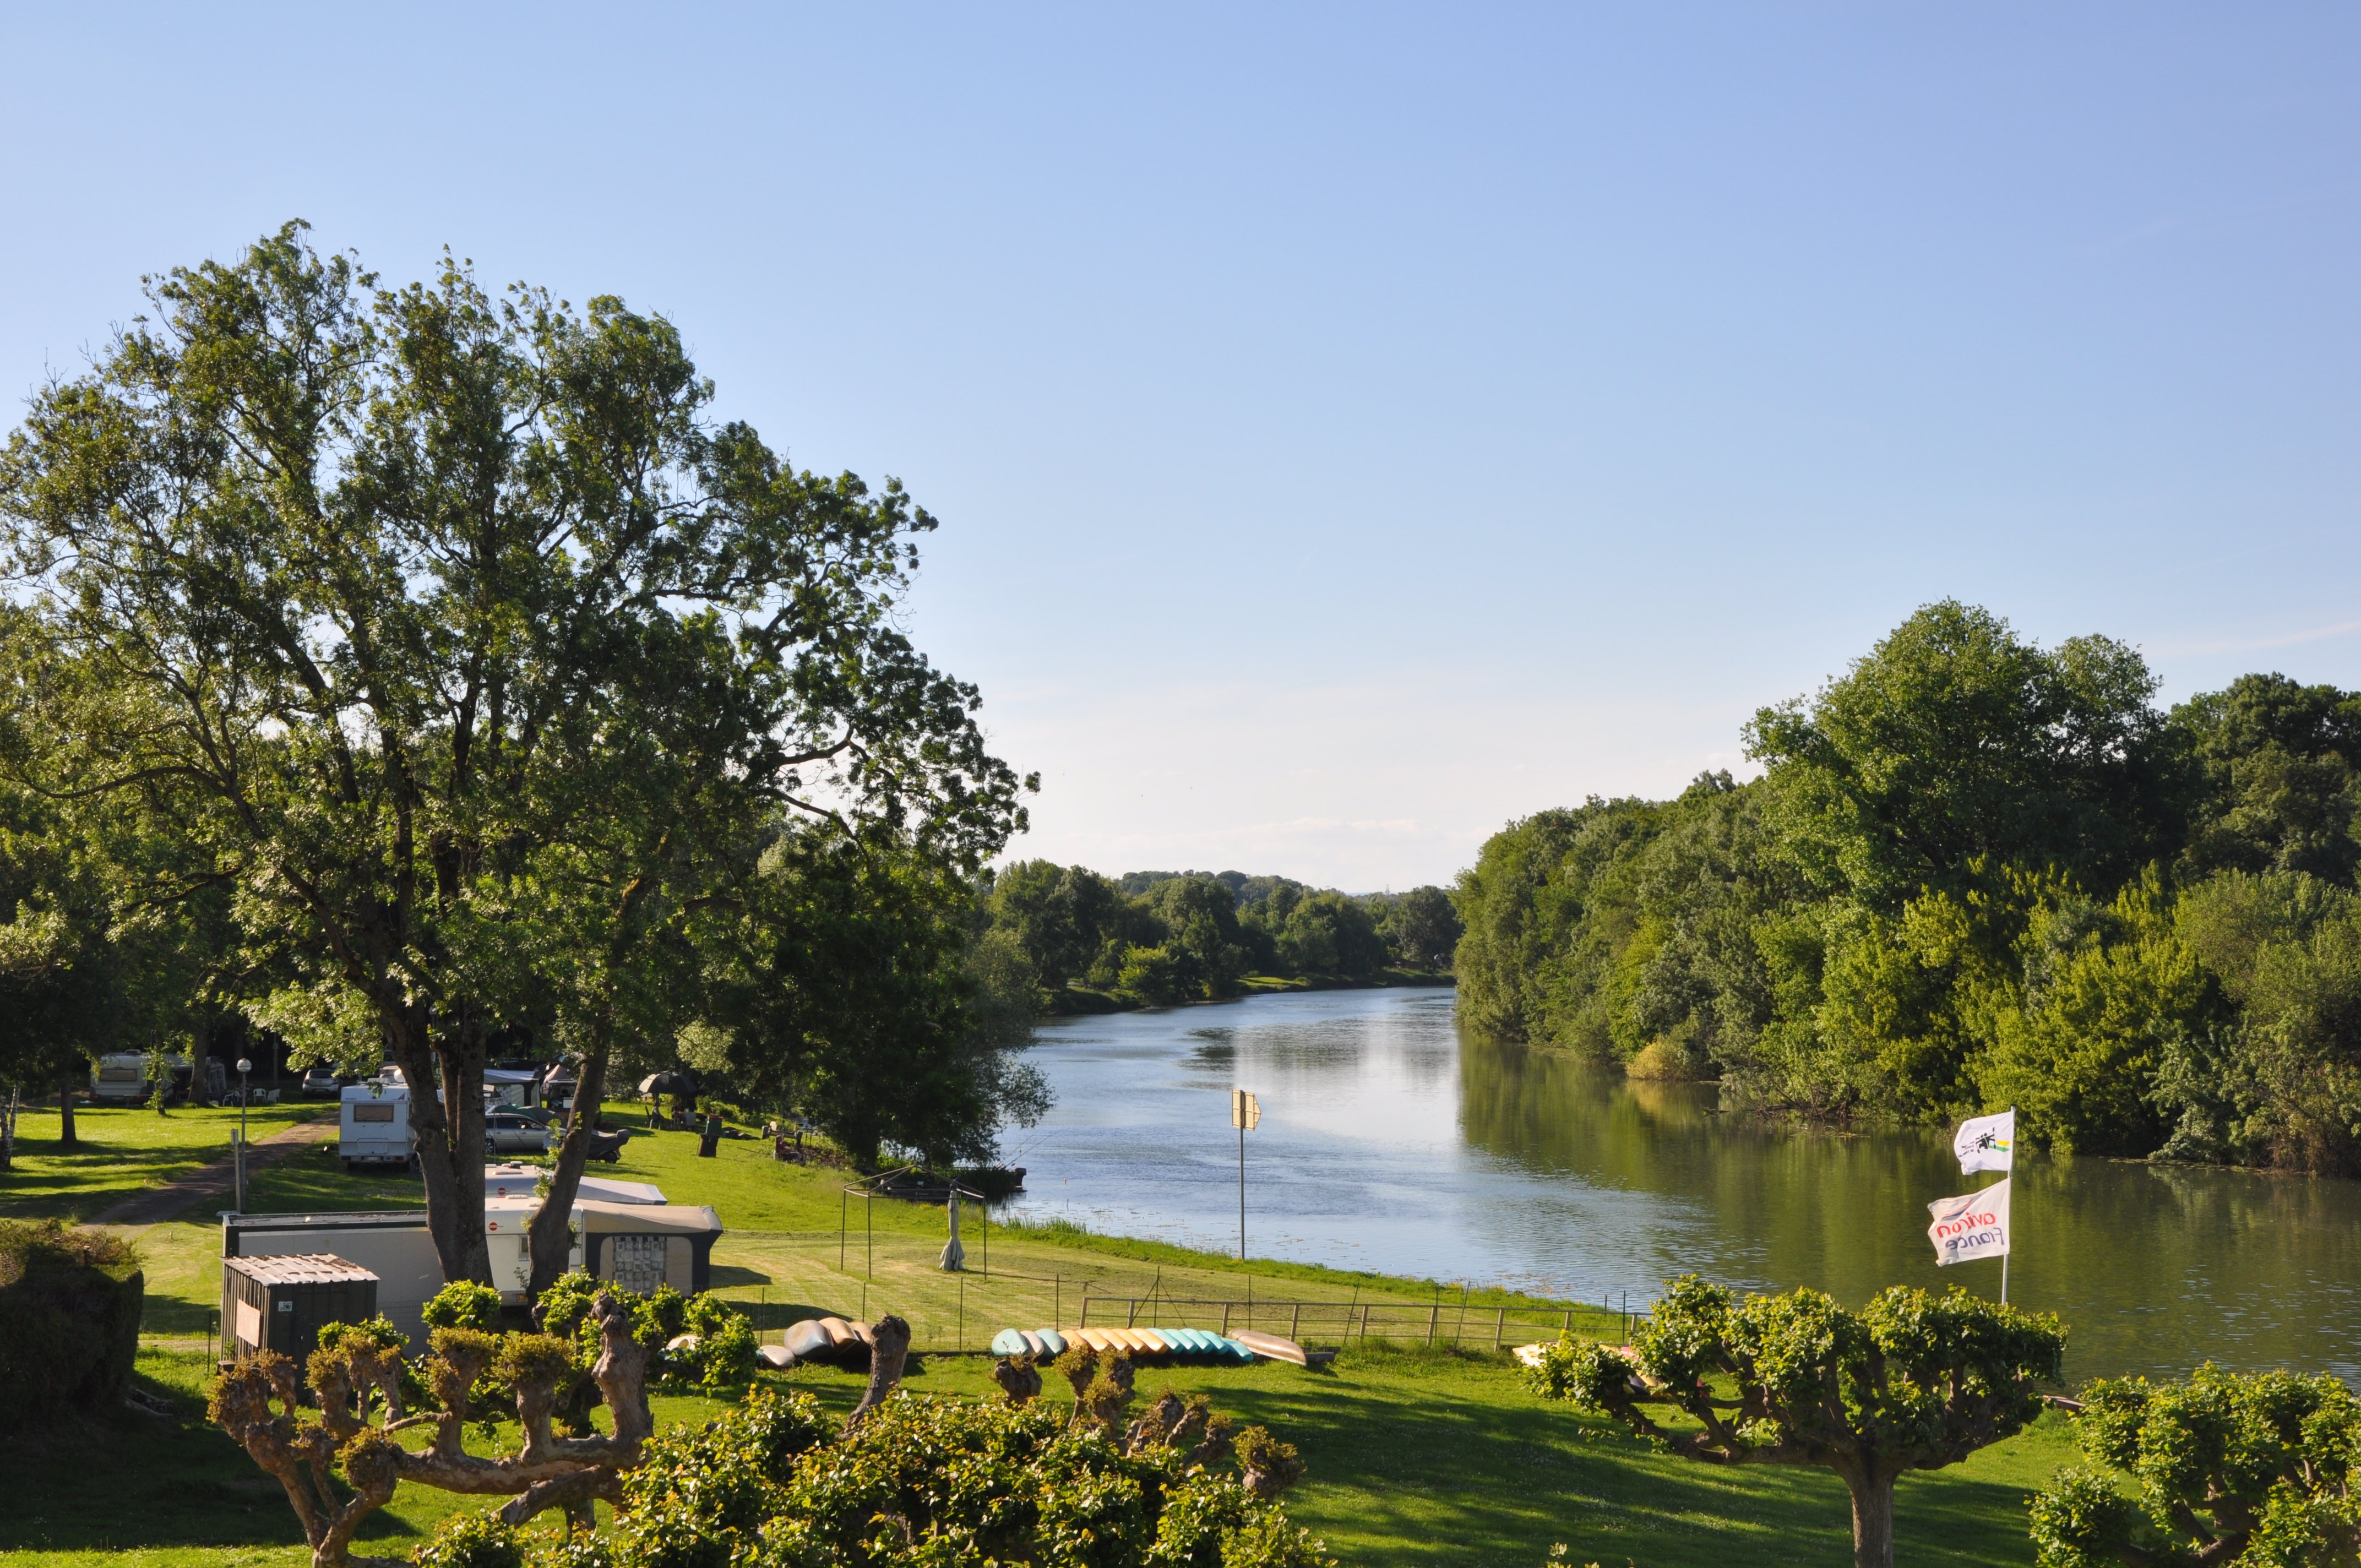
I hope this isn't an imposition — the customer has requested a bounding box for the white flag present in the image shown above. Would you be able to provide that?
[1926,1179,2011,1267]
[1954,1109,2015,1174]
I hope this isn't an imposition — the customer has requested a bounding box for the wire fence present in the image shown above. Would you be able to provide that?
[711,1228,1636,1355]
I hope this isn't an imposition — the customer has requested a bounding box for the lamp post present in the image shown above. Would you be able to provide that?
[235,1057,252,1212]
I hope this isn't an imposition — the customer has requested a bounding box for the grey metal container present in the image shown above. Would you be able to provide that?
[222,1253,380,1363]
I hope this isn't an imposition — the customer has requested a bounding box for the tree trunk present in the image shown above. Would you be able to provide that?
[527,1041,611,1296]
[847,1315,912,1427]
[1844,1467,1897,1568]
[391,1009,493,1287]
[58,1074,78,1147]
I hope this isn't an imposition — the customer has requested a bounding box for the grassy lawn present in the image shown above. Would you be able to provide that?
[1,1102,327,1224]
[2,1343,2073,1568]
[1,1102,2074,1566]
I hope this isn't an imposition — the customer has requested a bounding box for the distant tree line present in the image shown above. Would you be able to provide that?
[985,863,1460,1007]
[1454,601,2361,1174]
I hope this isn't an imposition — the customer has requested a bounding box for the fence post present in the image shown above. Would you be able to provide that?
[1493,1307,1506,1349]
[1080,1297,1091,1329]
[1562,1308,1572,1337]
[1126,1298,1139,1329]
[1220,1302,1232,1335]
[1427,1302,1439,1347]
[1288,1303,1301,1342]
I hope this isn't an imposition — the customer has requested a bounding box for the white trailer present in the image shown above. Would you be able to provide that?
[339,1080,413,1170]
[484,1196,585,1304]
[91,1051,178,1104]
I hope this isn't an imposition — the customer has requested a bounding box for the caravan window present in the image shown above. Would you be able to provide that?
[351,1104,396,1123]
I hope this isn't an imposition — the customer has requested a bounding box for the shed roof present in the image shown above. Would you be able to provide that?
[227,1252,380,1286]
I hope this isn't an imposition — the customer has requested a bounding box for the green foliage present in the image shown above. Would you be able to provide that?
[1456,601,2361,1170]
[414,1510,528,1568]
[2028,1364,2361,1567]
[531,1271,755,1397]
[1454,772,1782,1072]
[1745,601,2174,911]
[425,1280,505,1333]
[701,827,1051,1169]
[0,224,1033,1283]
[1119,944,1199,1005]
[671,1291,759,1395]
[984,861,1455,1004]
[562,1384,1332,1568]
[1531,1275,2064,1568]
[2172,673,2361,885]
[0,1218,144,1430]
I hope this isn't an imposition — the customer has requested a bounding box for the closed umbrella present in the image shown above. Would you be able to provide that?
[939,1188,965,1272]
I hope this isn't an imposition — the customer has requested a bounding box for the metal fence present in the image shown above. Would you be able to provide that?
[1075,1294,1608,1349]
[714,1228,1635,1355]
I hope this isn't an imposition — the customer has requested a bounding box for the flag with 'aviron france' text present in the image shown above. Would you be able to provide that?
[1927,1179,2011,1266]
[1953,1109,2015,1174]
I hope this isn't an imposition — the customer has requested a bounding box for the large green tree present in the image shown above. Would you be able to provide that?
[1745,601,2176,911]
[0,226,1029,1283]
[2172,673,2361,885]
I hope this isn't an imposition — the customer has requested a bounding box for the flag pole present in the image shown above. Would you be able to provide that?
[2001,1104,2015,1305]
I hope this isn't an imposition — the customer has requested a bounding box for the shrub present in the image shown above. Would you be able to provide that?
[0,1219,143,1430]
[425,1279,504,1332]
[2028,1364,2361,1567]
[415,1509,527,1568]
[543,1385,1331,1568]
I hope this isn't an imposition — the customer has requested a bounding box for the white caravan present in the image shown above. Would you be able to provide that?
[339,1079,413,1170]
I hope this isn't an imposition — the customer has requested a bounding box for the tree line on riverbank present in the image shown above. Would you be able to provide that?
[1454,601,2361,1173]
[984,862,1460,1008]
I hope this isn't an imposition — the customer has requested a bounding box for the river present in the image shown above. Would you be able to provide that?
[999,985,2361,1382]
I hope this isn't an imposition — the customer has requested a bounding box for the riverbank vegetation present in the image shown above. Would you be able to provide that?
[985,862,1459,1009]
[1454,601,2361,1172]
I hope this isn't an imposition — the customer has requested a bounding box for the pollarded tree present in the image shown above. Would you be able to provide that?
[2027,1363,2361,1567]
[1529,1275,2066,1568]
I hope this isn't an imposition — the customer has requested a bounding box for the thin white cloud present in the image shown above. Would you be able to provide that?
[2149,618,2361,657]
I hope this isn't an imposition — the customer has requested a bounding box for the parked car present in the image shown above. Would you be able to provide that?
[483,1111,551,1156]
[301,1066,342,1099]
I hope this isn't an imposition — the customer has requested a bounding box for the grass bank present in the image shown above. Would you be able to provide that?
[0,1101,2072,1566]
[1046,973,1452,1015]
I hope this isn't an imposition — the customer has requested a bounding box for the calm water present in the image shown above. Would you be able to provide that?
[1001,986,2361,1382]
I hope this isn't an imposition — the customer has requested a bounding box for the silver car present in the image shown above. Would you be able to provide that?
[483,1111,551,1156]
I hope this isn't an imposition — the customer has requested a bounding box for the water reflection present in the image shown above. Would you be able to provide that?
[1004,987,2361,1381]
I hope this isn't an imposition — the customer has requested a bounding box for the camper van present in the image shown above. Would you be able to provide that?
[339,1079,413,1170]
[89,1053,225,1104]
[90,1052,166,1104]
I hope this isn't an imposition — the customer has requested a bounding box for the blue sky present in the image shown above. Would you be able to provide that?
[3,5,2354,890]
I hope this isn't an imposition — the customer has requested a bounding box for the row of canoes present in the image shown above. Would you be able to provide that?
[988,1325,1314,1367]
[753,1314,1320,1371]
[761,1315,880,1369]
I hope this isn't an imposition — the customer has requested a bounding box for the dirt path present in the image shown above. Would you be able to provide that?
[93,1112,330,1225]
